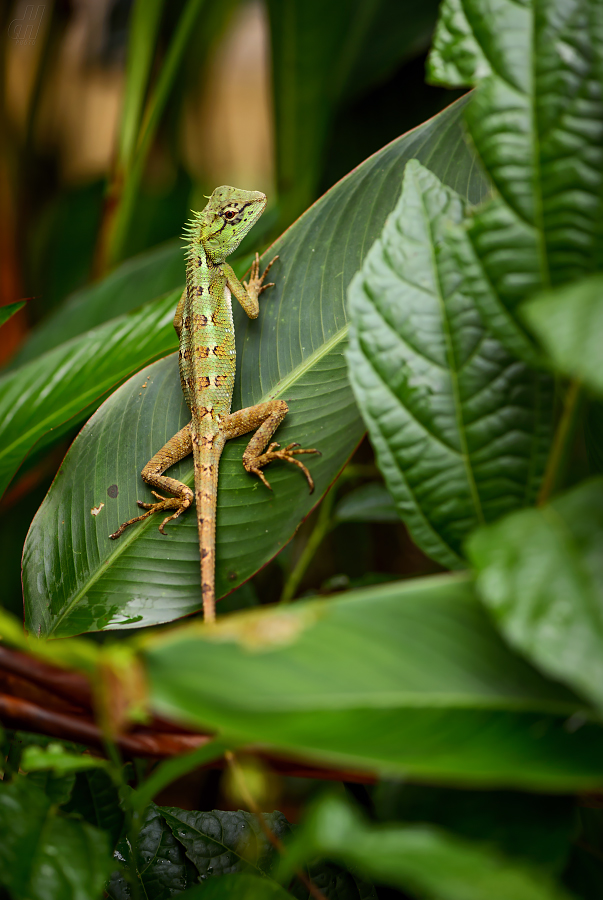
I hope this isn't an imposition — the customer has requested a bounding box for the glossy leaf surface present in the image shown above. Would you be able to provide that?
[468,478,603,712]
[0,290,180,500]
[267,0,442,223]
[107,803,197,900]
[334,482,399,523]
[347,161,552,568]
[13,212,278,368]
[24,96,489,635]
[522,274,603,396]
[0,776,111,900]
[278,795,572,900]
[160,807,289,880]
[428,0,603,358]
[142,575,603,790]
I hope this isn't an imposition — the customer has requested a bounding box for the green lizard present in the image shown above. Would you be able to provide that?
[109,186,318,623]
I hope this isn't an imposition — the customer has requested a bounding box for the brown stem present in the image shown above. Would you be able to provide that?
[0,645,375,781]
[0,692,210,757]
[0,645,92,708]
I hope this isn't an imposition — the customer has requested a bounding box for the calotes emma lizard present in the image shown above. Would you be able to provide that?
[110,186,318,623]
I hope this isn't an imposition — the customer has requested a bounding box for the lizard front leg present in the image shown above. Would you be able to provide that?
[222,399,319,492]
[109,422,194,539]
[222,252,278,318]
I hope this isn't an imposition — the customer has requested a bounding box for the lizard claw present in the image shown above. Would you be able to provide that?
[111,491,192,540]
[245,444,319,494]
[243,253,279,297]
[247,466,273,491]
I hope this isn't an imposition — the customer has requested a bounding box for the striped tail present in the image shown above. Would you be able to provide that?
[192,432,222,623]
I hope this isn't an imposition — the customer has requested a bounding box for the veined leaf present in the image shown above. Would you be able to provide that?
[0,776,111,900]
[63,767,123,851]
[141,574,603,790]
[522,274,603,396]
[159,807,289,879]
[277,795,573,900]
[267,0,442,223]
[0,290,180,500]
[107,803,197,900]
[13,209,278,369]
[428,0,603,358]
[347,161,553,569]
[23,96,489,636]
[468,478,603,713]
[12,241,185,367]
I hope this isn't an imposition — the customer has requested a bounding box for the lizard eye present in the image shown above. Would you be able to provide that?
[222,208,238,220]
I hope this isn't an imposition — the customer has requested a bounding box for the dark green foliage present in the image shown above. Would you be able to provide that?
[107,804,198,900]
[3,0,603,896]
[0,775,111,900]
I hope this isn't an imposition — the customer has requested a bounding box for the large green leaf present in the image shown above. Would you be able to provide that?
[13,241,184,367]
[468,478,603,713]
[23,96,489,636]
[0,290,180,500]
[159,807,289,880]
[522,274,603,396]
[142,574,603,790]
[107,803,198,900]
[374,783,575,873]
[63,767,123,851]
[12,211,279,369]
[267,0,441,223]
[347,160,553,569]
[277,795,573,900]
[427,0,603,358]
[0,776,112,900]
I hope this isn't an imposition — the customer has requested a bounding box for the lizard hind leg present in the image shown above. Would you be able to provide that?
[222,400,320,493]
[109,494,185,540]
[109,422,194,540]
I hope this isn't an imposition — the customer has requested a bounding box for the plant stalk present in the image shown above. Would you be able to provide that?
[279,487,336,603]
[225,751,328,900]
[538,378,583,506]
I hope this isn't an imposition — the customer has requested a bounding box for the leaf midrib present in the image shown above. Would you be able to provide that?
[418,168,486,527]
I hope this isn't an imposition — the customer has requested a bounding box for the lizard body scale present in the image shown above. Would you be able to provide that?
[110,186,318,623]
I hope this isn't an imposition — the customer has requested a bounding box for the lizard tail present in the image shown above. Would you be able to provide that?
[193,436,221,623]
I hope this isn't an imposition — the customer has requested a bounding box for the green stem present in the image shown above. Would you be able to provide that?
[279,488,337,604]
[102,737,141,900]
[279,465,380,603]
[106,0,207,267]
[118,0,166,173]
[131,738,229,815]
[538,378,583,506]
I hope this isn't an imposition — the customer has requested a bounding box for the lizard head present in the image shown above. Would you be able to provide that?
[184,186,267,263]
